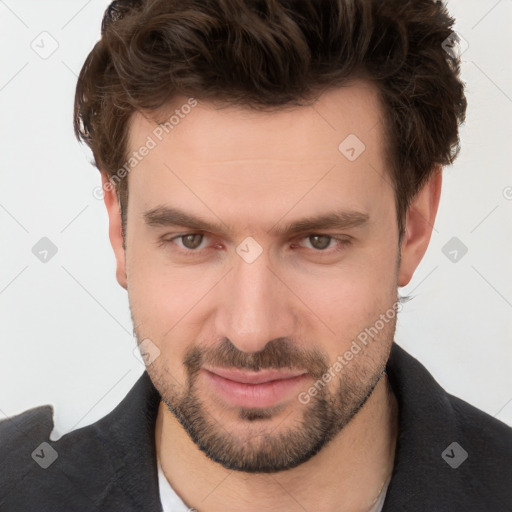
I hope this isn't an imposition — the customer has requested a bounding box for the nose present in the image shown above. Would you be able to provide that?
[214,246,297,354]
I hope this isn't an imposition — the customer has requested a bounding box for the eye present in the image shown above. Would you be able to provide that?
[168,233,208,251]
[302,234,334,251]
[160,232,351,256]
[295,234,351,252]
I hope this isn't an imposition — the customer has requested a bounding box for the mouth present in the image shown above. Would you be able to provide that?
[201,367,310,409]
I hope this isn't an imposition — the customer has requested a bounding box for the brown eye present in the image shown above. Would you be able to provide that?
[307,235,333,250]
[180,234,204,249]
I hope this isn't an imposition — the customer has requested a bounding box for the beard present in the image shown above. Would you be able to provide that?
[135,314,396,474]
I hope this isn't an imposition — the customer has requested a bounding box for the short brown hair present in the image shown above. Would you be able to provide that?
[74,0,467,238]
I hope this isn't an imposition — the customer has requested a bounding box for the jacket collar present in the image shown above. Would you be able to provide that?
[382,342,469,510]
[96,368,163,511]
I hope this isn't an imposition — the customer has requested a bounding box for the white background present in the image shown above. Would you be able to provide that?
[0,0,511,439]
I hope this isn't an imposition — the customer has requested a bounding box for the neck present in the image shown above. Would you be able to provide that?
[155,373,399,512]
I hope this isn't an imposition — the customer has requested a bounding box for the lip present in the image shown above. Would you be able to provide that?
[204,367,307,384]
[201,367,310,409]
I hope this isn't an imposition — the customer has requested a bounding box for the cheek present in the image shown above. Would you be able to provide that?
[128,269,200,339]
[126,241,223,360]
[126,240,184,336]
[288,244,398,337]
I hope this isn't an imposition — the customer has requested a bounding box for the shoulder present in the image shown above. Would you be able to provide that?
[385,343,512,510]
[0,406,56,507]
[0,404,54,443]
[389,342,512,455]
[0,405,116,511]
[0,405,56,474]
[441,392,512,509]
[0,372,161,512]
[447,390,512,458]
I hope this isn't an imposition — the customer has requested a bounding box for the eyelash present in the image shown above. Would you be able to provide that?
[159,232,352,256]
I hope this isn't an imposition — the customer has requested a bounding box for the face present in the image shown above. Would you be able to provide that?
[103,81,439,473]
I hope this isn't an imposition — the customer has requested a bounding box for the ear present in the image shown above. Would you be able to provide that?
[101,172,127,290]
[398,167,442,287]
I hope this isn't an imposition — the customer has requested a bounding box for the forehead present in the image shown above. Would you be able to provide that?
[128,80,384,162]
[124,81,391,224]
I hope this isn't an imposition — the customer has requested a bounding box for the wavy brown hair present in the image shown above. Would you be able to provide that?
[73,0,467,238]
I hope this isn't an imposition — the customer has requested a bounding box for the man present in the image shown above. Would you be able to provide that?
[1,0,511,511]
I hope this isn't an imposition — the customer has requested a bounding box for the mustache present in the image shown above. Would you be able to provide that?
[183,337,329,379]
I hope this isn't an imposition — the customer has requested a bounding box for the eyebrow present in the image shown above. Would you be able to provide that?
[143,206,369,237]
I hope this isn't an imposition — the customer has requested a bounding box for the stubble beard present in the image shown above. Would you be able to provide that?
[140,324,395,474]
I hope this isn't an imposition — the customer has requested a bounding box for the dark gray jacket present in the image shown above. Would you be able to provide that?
[1,342,511,511]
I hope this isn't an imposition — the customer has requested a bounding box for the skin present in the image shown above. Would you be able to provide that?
[102,81,442,511]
